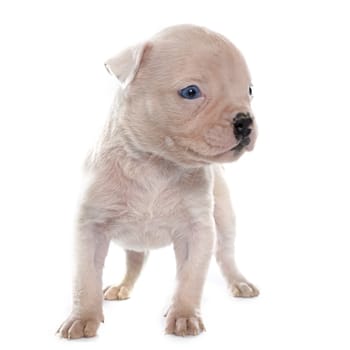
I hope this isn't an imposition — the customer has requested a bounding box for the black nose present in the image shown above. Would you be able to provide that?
[233,113,253,138]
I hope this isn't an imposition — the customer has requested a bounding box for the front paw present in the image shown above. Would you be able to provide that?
[231,280,259,298]
[57,314,103,339]
[165,307,205,336]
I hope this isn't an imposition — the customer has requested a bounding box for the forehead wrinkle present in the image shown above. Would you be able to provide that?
[141,28,250,95]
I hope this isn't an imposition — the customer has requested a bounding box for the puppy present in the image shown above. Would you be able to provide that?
[58,24,259,339]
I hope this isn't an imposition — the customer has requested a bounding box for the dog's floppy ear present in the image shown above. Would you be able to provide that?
[104,42,150,87]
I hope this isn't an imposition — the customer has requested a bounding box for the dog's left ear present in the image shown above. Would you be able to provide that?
[104,42,151,87]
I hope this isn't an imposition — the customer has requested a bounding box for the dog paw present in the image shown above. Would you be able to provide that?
[231,280,259,298]
[103,284,130,300]
[165,309,205,336]
[57,314,102,339]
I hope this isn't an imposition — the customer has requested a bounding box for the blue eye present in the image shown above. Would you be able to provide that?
[249,85,253,98]
[179,85,202,99]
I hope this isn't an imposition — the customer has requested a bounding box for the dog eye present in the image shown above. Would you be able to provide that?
[179,85,202,99]
[249,85,253,98]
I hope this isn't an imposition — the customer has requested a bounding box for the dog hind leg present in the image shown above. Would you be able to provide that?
[213,166,259,298]
[104,250,148,300]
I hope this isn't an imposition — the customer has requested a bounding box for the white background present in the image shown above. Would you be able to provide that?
[0,0,349,349]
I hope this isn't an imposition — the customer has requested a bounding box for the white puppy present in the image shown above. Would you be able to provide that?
[58,24,259,339]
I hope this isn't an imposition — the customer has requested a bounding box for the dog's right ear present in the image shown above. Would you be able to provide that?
[104,42,151,87]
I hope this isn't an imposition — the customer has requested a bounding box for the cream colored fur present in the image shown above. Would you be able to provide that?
[58,24,259,339]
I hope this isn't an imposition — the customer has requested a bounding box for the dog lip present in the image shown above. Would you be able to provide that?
[230,137,251,151]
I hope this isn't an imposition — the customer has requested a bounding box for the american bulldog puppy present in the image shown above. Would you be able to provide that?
[58,24,259,339]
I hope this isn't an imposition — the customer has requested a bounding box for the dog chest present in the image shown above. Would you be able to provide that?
[109,166,214,251]
[110,181,186,250]
[83,157,214,250]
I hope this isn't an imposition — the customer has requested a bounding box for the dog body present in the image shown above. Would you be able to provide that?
[58,25,259,339]
[83,146,214,252]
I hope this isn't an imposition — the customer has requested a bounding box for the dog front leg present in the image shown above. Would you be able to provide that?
[58,223,110,339]
[166,223,214,336]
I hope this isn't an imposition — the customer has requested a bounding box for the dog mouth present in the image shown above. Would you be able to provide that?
[230,137,251,152]
[184,136,252,163]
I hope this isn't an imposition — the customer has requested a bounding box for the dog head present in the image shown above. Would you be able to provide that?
[105,25,257,167]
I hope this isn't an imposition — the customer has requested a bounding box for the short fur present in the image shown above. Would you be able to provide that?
[58,24,259,339]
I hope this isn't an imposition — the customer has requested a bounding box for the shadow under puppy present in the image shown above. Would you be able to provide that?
[58,24,259,339]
